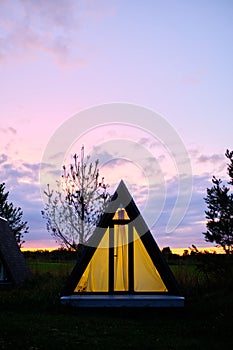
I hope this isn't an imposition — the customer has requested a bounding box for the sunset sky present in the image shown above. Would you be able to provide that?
[1,0,233,252]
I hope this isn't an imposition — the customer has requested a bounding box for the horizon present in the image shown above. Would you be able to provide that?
[21,245,226,256]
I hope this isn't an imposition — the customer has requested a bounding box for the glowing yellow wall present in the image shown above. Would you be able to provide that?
[134,228,167,292]
[114,224,128,291]
[74,228,109,292]
[74,225,168,293]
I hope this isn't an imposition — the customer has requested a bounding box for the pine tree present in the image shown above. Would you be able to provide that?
[203,150,233,254]
[0,182,29,246]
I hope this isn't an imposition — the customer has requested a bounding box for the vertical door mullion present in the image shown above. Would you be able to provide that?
[128,223,134,292]
[108,224,114,292]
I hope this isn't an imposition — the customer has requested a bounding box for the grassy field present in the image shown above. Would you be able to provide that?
[0,256,233,349]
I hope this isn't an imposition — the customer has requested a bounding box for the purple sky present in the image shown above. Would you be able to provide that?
[1,0,233,251]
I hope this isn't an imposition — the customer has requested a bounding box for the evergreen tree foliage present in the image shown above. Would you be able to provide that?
[0,182,29,246]
[41,146,110,250]
[203,150,233,254]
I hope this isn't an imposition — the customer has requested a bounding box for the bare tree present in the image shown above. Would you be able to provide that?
[42,146,110,251]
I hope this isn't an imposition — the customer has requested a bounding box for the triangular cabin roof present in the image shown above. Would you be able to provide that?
[61,181,184,307]
[0,217,31,287]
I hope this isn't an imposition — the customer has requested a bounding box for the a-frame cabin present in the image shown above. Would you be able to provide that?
[61,181,184,307]
[0,217,31,288]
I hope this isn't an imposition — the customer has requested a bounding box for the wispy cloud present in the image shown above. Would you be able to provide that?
[0,0,79,65]
[181,68,206,86]
[0,0,114,67]
[0,155,47,244]
[0,127,17,135]
[1,159,39,184]
[189,147,227,177]
[0,153,8,164]
[197,153,224,164]
[152,174,210,249]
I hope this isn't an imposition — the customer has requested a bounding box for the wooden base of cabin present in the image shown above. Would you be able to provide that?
[60,294,185,308]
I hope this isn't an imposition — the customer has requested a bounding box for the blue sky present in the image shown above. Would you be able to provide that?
[0,0,232,251]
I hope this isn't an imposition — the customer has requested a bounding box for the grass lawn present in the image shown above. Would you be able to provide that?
[0,258,233,349]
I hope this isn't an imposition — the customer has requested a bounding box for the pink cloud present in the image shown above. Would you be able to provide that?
[197,153,224,164]
[0,0,114,67]
[0,0,80,65]
[0,127,17,135]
